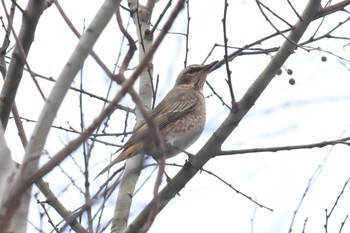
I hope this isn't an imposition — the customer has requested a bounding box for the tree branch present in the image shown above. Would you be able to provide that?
[317,0,350,18]
[124,1,322,232]
[0,0,121,230]
[0,0,46,129]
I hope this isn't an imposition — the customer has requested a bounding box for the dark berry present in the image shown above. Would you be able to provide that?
[289,78,295,85]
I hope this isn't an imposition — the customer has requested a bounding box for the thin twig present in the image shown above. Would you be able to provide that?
[222,0,235,105]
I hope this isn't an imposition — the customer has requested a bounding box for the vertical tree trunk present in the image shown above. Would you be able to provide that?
[112,1,156,232]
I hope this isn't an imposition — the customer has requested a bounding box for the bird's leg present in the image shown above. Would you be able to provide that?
[164,171,172,183]
[150,155,173,184]
[173,146,195,162]
[170,146,195,169]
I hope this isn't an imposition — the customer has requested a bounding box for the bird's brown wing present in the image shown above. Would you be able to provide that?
[123,88,199,148]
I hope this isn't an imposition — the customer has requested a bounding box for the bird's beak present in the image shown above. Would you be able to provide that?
[204,60,218,72]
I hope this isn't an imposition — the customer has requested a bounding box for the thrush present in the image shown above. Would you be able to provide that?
[99,61,218,175]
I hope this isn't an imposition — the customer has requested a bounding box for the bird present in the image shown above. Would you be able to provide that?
[99,61,218,175]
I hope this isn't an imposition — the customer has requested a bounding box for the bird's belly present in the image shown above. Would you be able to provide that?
[165,122,204,152]
[150,114,206,159]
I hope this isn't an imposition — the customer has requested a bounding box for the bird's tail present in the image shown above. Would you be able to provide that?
[96,144,142,178]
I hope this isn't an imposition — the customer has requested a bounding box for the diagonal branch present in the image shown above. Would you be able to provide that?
[0,0,46,129]
[124,0,323,232]
[0,0,121,230]
[317,0,350,18]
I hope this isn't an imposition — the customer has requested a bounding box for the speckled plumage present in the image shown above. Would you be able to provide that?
[99,61,217,175]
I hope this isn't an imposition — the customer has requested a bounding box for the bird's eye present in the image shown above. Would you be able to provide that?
[187,67,199,74]
[187,67,195,74]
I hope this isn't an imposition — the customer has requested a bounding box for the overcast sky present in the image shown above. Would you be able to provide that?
[2,1,350,232]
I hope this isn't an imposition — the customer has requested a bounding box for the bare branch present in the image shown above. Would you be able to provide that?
[317,0,350,18]
[0,0,46,129]
[0,0,121,229]
[124,1,323,231]
[222,0,236,105]
[218,136,350,156]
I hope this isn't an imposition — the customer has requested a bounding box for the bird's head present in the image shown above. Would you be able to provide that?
[175,61,218,90]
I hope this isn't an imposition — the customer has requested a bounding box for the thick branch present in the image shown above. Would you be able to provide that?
[0,1,46,129]
[0,0,121,229]
[317,0,350,18]
[124,0,322,232]
[113,1,185,232]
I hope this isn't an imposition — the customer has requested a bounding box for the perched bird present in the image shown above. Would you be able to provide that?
[99,61,218,174]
